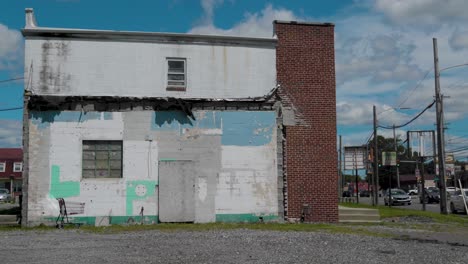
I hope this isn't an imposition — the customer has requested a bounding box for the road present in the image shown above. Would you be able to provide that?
[356,196,460,214]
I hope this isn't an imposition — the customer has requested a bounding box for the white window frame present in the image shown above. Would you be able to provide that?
[166,58,187,91]
[13,162,22,172]
[0,162,5,172]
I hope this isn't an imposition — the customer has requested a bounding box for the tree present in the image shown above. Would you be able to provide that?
[367,135,422,189]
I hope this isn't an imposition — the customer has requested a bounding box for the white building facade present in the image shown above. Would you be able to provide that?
[22,9,282,226]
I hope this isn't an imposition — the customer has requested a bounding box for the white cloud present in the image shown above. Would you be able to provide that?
[449,29,468,51]
[190,4,303,37]
[374,0,468,26]
[0,23,23,71]
[0,120,22,147]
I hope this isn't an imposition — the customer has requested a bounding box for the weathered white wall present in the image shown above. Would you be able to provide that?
[26,110,278,226]
[24,38,276,98]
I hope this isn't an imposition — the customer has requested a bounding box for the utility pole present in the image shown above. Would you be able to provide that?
[433,38,448,214]
[373,105,379,205]
[339,135,342,197]
[393,124,400,188]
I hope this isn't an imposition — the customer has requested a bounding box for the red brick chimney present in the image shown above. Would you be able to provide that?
[274,20,338,222]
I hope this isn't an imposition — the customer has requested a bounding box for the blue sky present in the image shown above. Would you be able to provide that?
[1,0,468,160]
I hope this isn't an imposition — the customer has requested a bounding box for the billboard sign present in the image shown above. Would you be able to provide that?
[344,146,366,170]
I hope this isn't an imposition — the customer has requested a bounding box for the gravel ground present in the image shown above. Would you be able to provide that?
[0,228,467,264]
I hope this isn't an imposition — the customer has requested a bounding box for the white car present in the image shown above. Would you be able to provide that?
[408,189,418,195]
[0,188,11,202]
[449,189,468,214]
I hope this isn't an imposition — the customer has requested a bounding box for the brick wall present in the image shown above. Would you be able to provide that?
[275,21,338,222]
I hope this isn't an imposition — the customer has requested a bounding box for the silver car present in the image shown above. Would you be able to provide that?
[449,189,468,214]
[0,188,11,202]
[384,188,412,206]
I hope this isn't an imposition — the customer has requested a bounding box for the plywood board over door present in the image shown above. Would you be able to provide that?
[158,160,195,222]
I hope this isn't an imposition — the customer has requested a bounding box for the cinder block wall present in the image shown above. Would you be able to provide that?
[274,21,338,222]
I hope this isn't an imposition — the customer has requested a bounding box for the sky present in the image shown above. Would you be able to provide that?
[1,0,468,161]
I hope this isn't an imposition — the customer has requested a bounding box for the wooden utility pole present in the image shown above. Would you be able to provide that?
[373,105,379,205]
[433,38,448,214]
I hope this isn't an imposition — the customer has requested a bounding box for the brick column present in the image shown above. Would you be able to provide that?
[275,20,338,222]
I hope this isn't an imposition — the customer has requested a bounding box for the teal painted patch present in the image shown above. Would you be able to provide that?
[151,111,275,146]
[45,215,158,225]
[126,180,157,216]
[216,214,278,223]
[49,165,80,198]
[151,111,221,131]
[30,111,113,129]
[219,111,275,146]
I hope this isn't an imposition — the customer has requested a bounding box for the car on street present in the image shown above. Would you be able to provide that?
[408,188,418,195]
[420,188,440,204]
[449,189,468,214]
[0,188,11,202]
[384,188,412,206]
[359,190,370,197]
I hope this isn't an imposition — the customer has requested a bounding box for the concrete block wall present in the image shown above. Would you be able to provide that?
[25,109,278,226]
[274,21,338,222]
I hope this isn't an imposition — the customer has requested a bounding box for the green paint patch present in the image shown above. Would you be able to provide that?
[126,180,157,216]
[50,165,80,198]
[44,215,158,226]
[216,214,278,223]
[159,159,178,162]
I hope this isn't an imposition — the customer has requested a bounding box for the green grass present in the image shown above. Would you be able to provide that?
[339,202,468,225]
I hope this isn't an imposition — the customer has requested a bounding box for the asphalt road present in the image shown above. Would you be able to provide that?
[356,196,466,214]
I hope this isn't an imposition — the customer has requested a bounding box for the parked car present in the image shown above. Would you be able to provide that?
[384,188,412,206]
[420,188,440,204]
[449,189,468,214]
[0,189,11,202]
[342,190,351,197]
[408,188,418,195]
[359,190,370,197]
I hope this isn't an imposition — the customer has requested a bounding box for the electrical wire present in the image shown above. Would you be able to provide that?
[0,106,22,111]
[378,100,436,129]
[395,67,433,109]
[0,77,24,84]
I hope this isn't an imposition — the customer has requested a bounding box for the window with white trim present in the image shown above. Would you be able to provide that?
[82,140,122,178]
[13,162,22,172]
[0,162,5,172]
[166,58,186,91]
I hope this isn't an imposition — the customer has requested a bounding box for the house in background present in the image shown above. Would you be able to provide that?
[21,9,337,226]
[0,148,23,197]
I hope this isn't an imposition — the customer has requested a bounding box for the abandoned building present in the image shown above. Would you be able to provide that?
[21,8,337,226]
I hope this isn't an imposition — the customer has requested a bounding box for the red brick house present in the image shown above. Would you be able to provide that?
[0,148,23,197]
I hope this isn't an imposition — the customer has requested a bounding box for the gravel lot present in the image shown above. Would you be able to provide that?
[0,228,467,264]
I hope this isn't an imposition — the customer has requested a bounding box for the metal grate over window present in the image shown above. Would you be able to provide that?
[82,140,122,178]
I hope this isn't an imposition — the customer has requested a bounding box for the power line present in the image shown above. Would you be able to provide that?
[378,100,435,129]
[395,67,433,109]
[0,106,22,112]
[0,77,24,84]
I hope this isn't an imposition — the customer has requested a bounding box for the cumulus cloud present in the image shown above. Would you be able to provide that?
[0,120,22,147]
[0,23,23,71]
[374,0,468,26]
[190,4,302,37]
[449,29,468,51]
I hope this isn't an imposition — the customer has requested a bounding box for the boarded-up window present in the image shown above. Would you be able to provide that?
[82,140,122,178]
[167,58,186,91]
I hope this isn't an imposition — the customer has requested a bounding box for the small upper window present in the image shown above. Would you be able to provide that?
[166,58,186,91]
[13,162,22,172]
[0,162,5,172]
